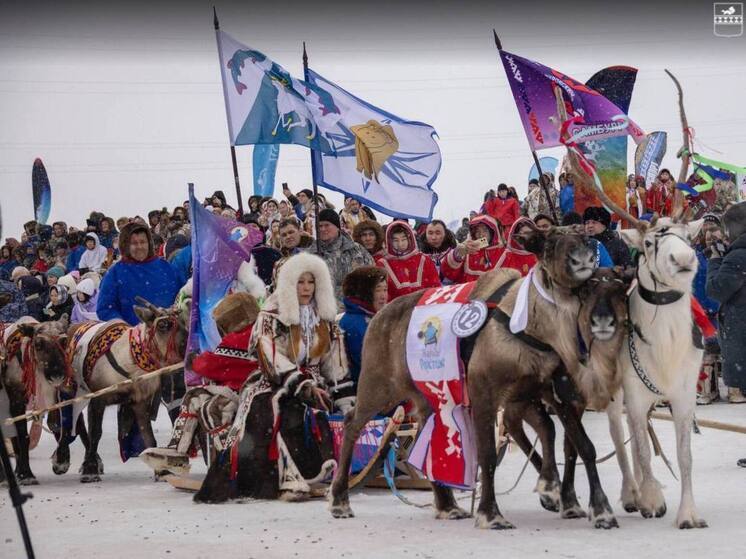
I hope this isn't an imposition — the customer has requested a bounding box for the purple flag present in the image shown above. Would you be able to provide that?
[186,184,263,384]
[499,50,645,151]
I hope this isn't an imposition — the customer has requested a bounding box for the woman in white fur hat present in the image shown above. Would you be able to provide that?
[249,252,354,412]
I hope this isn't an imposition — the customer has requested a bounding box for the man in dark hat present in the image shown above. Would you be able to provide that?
[310,208,373,305]
[583,206,631,267]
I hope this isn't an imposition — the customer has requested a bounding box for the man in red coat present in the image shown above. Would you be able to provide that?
[442,214,505,284]
[484,183,520,230]
[379,221,441,300]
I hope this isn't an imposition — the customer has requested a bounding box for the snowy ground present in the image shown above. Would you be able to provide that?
[2,402,745,559]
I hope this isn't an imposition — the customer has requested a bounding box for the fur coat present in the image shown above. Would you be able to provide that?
[250,253,354,410]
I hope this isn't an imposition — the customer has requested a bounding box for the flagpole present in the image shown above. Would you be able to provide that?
[213,7,244,215]
[493,30,559,223]
[302,41,322,253]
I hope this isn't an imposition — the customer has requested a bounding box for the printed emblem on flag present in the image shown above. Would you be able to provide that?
[714,3,743,37]
[350,120,400,182]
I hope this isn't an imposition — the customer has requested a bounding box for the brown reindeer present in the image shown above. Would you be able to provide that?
[502,268,629,516]
[330,228,620,529]
[1,315,90,484]
[66,299,187,482]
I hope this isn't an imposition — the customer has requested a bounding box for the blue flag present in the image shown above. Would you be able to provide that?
[216,30,341,152]
[306,68,441,221]
[252,144,280,197]
[186,185,263,382]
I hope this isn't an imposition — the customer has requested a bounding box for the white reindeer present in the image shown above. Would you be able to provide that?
[593,185,707,529]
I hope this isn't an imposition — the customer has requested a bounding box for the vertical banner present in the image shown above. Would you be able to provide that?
[634,131,668,187]
[186,184,263,384]
[575,66,638,215]
[31,158,52,225]
[252,144,280,197]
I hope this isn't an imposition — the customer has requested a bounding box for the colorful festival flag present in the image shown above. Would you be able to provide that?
[574,66,638,214]
[215,30,341,152]
[498,50,645,151]
[306,68,441,221]
[634,131,668,188]
[31,158,51,225]
[690,152,746,195]
[252,144,280,197]
[186,185,263,382]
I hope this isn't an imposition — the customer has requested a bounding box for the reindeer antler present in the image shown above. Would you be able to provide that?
[665,69,690,222]
[134,296,166,316]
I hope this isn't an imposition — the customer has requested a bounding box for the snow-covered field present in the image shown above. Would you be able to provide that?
[2,403,745,559]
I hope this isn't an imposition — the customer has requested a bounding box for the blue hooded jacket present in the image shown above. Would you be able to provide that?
[96,224,180,325]
[339,297,375,386]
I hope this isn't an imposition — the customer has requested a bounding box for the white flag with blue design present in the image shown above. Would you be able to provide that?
[306,69,441,221]
[216,30,341,152]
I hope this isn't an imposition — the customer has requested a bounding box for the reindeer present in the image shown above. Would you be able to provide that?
[330,228,622,529]
[66,299,187,482]
[502,268,629,516]
[1,315,91,484]
[588,178,705,528]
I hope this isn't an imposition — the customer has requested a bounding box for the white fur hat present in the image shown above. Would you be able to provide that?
[274,253,337,325]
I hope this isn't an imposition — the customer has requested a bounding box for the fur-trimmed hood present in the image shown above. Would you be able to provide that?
[384,221,419,259]
[352,220,384,255]
[342,265,387,306]
[273,252,337,324]
[119,222,155,261]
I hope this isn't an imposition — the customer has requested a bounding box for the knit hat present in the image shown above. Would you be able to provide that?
[11,266,30,282]
[702,213,722,227]
[582,206,611,229]
[212,292,261,335]
[318,208,341,230]
[47,265,66,280]
[299,188,314,199]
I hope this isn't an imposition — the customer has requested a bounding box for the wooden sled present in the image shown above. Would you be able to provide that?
[164,473,203,492]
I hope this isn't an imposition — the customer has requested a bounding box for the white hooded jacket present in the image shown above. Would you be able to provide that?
[77,233,109,273]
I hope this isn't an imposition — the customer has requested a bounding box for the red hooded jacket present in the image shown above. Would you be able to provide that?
[493,217,538,276]
[379,222,441,300]
[441,215,505,284]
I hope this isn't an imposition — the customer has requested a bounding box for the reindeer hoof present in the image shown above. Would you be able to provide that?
[18,475,39,486]
[655,503,667,518]
[475,512,515,530]
[535,479,561,513]
[330,503,354,519]
[592,513,619,529]
[678,516,707,529]
[623,502,639,513]
[436,506,471,520]
[53,461,70,475]
[80,473,101,483]
[560,505,587,519]
[540,493,560,513]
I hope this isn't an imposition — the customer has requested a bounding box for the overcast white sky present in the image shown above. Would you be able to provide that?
[1,0,744,237]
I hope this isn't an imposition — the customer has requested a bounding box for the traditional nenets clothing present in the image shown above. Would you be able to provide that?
[141,292,261,475]
[196,253,354,502]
